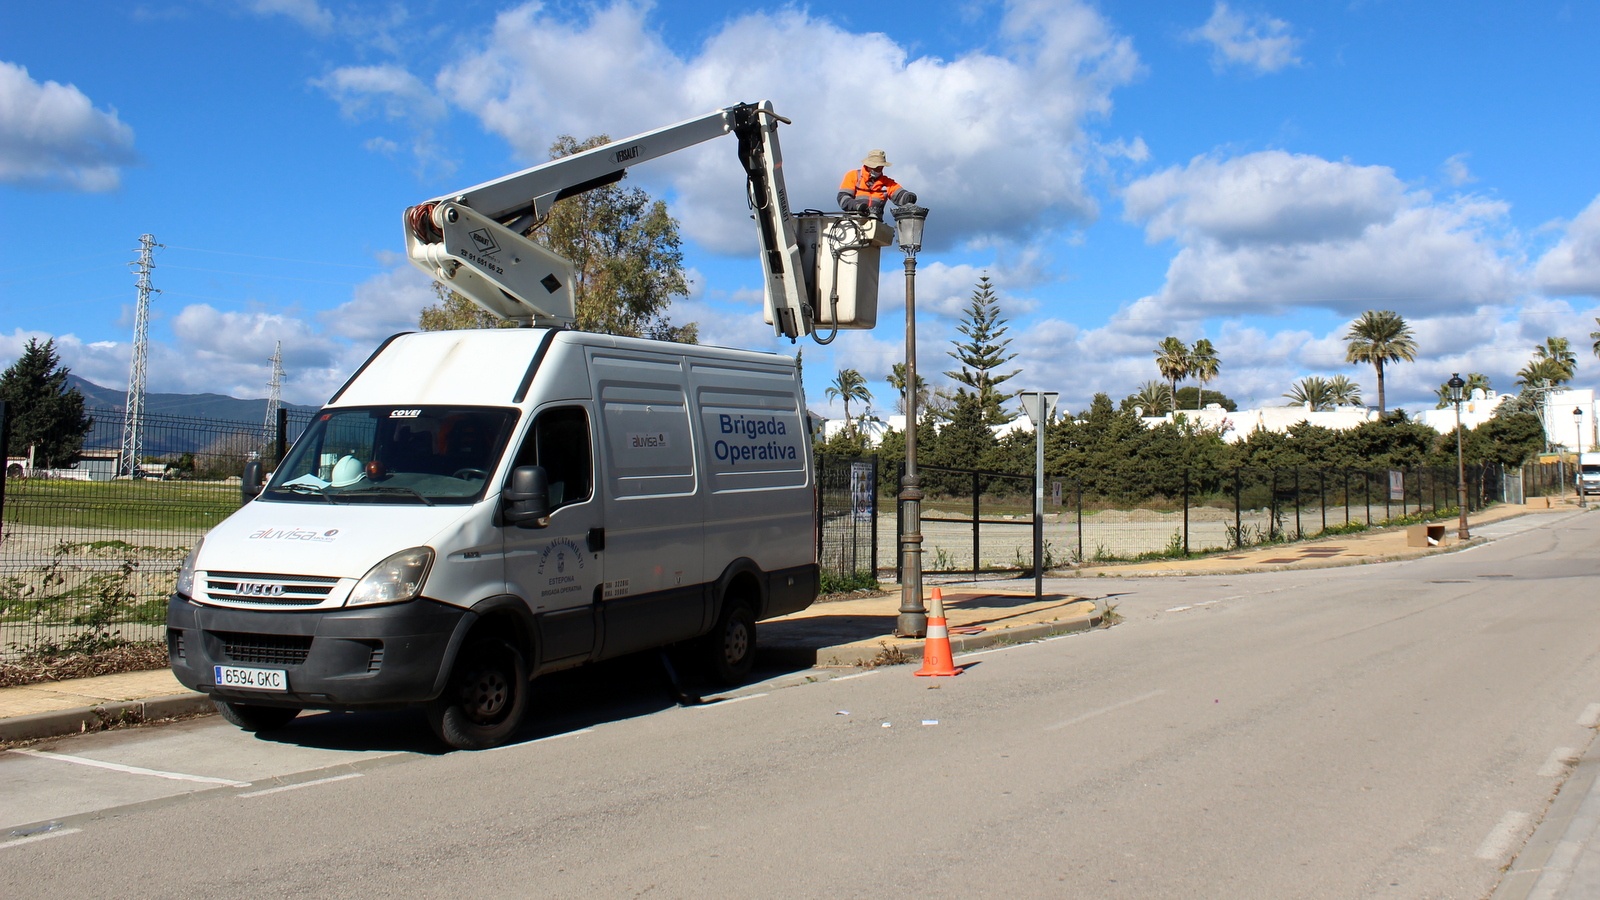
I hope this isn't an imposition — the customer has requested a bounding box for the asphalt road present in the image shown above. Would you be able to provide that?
[2,511,1597,898]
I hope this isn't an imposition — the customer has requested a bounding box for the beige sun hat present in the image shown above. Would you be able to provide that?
[862,149,891,167]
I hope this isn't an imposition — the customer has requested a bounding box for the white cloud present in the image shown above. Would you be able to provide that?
[1188,3,1303,74]
[1533,194,1600,297]
[313,64,451,174]
[321,263,436,342]
[435,0,1142,255]
[0,61,137,191]
[247,0,334,35]
[1122,151,1522,318]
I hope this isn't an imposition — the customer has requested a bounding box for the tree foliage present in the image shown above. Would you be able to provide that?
[944,275,1019,425]
[0,338,93,468]
[1153,336,1190,408]
[1188,338,1220,410]
[826,369,872,433]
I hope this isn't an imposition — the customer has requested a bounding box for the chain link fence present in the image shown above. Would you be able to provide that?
[1,405,309,658]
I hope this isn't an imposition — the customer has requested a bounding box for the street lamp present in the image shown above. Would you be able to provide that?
[892,204,929,637]
[1448,373,1470,540]
[1575,407,1587,509]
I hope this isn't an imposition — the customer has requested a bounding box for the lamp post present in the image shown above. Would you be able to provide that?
[1019,391,1059,601]
[892,204,929,638]
[1448,373,1470,540]
[1575,407,1587,509]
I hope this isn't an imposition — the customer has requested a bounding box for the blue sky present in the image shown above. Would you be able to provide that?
[3,0,1599,421]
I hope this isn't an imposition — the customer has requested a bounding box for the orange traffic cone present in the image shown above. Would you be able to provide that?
[916,588,962,677]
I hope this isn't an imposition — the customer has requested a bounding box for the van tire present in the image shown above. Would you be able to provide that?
[428,638,528,750]
[704,602,756,685]
[214,699,299,732]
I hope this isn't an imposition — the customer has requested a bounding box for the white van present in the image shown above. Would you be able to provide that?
[168,328,818,749]
[1579,452,1600,496]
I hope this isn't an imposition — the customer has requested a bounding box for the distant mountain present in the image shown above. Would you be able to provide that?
[68,375,320,424]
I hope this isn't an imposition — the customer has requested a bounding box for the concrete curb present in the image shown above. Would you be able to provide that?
[0,693,214,744]
[762,611,1102,668]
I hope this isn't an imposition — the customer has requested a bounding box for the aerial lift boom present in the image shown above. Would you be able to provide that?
[403,100,817,339]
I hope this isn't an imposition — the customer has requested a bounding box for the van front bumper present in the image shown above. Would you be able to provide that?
[166,595,473,709]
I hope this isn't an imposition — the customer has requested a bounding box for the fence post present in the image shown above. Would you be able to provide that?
[870,457,880,579]
[1269,469,1279,540]
[973,469,982,579]
[1075,480,1084,565]
[0,400,8,527]
[1182,467,1190,556]
[1364,470,1372,525]
[274,406,288,466]
[1233,469,1242,548]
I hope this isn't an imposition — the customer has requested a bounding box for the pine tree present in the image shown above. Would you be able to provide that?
[944,275,1019,425]
[0,338,94,468]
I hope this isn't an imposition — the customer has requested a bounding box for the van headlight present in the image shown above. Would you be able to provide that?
[348,547,434,607]
[176,538,204,598]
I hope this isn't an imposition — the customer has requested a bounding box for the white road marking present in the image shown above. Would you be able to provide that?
[0,828,82,850]
[237,773,363,798]
[14,749,250,787]
[1539,747,1580,777]
[690,692,768,709]
[1578,703,1600,728]
[1166,605,1192,613]
[828,671,881,683]
[1476,811,1531,860]
[1045,690,1166,732]
[485,728,595,752]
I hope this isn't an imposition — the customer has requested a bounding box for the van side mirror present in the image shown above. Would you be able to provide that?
[242,459,265,502]
[504,465,551,528]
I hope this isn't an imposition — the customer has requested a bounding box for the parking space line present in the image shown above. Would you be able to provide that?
[689,692,768,709]
[14,749,251,787]
[0,828,82,850]
[1045,690,1165,732]
[485,728,595,753]
[1476,811,1530,860]
[238,773,363,798]
[1540,747,1580,777]
[1578,704,1600,728]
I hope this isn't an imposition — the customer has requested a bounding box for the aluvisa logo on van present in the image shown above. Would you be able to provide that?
[714,414,797,466]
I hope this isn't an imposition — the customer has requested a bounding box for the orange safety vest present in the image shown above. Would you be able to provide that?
[839,167,903,203]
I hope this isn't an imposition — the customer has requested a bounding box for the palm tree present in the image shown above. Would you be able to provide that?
[1126,381,1174,416]
[886,362,928,417]
[1344,310,1417,415]
[826,368,872,434]
[1534,336,1577,382]
[1285,376,1334,411]
[1590,317,1600,361]
[1154,337,1190,410]
[1327,375,1363,407]
[1189,338,1220,410]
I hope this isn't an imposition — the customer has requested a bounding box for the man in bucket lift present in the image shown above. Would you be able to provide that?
[838,149,917,218]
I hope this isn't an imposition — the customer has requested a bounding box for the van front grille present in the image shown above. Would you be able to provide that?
[216,632,312,666]
[204,572,339,606]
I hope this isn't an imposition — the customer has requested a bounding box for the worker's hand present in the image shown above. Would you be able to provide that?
[892,189,917,206]
[867,199,886,218]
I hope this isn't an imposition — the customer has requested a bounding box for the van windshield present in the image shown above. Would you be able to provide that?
[263,406,518,505]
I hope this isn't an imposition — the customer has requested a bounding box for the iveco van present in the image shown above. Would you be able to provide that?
[168,328,817,749]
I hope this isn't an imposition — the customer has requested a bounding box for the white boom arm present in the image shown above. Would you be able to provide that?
[404,101,814,339]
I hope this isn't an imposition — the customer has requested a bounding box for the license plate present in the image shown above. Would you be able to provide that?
[214,665,287,692]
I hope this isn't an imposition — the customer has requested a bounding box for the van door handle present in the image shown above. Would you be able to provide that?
[587,528,605,552]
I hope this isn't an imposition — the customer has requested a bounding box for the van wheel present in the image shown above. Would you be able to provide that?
[214,699,299,732]
[704,602,756,685]
[428,638,527,750]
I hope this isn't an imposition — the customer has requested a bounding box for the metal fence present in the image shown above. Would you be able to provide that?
[0,405,309,658]
[815,456,879,587]
[824,459,1505,581]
